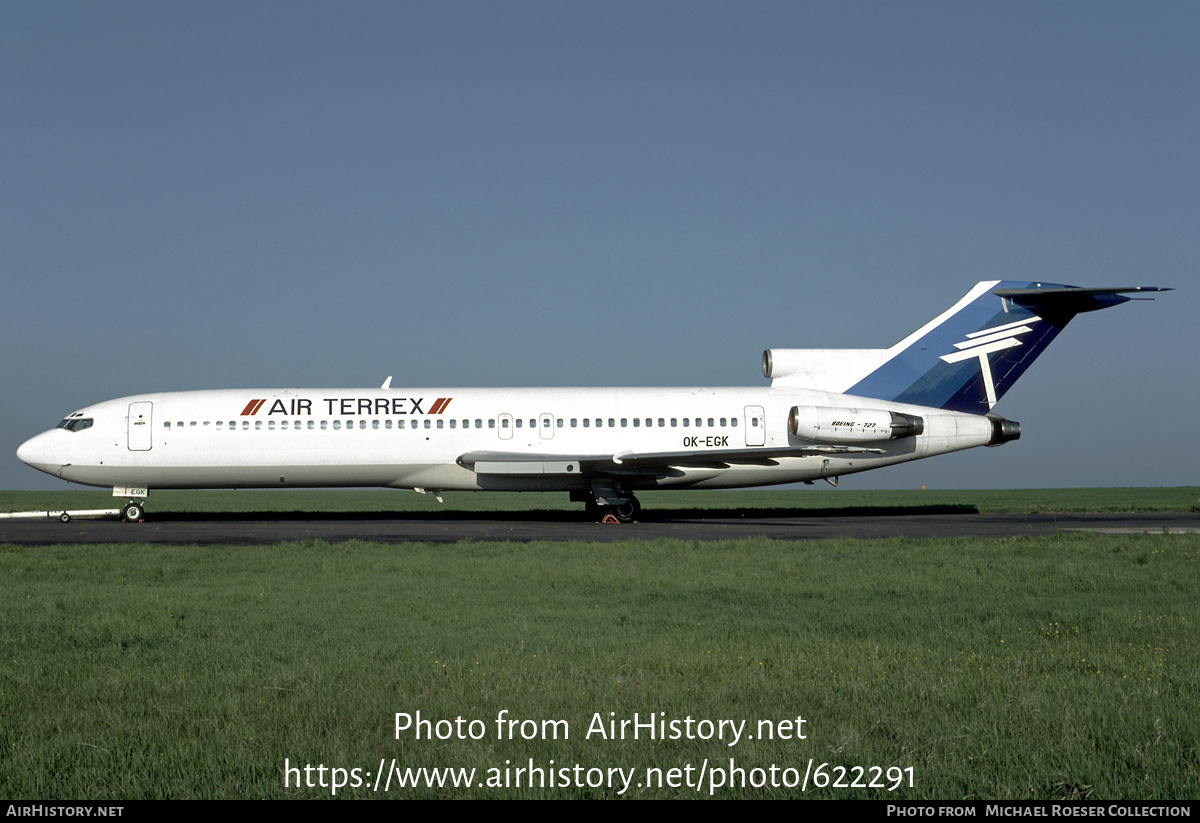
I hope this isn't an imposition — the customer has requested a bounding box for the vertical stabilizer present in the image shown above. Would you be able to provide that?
[843,281,1167,413]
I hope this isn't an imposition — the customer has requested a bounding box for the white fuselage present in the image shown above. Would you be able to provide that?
[17,385,996,493]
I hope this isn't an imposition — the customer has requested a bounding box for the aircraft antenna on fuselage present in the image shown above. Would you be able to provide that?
[381,376,392,389]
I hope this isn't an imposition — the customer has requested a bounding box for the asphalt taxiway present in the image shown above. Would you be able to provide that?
[1,510,1196,545]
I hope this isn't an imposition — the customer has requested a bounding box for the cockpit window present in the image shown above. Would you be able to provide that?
[56,418,94,432]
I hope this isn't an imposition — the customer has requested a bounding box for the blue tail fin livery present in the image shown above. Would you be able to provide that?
[768,281,1169,413]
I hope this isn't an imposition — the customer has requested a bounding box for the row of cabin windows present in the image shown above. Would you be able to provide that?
[162,416,747,431]
[164,419,490,431]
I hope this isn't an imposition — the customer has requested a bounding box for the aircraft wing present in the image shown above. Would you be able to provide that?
[457,444,883,476]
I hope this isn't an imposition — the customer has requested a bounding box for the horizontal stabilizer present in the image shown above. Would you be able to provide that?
[993,285,1171,314]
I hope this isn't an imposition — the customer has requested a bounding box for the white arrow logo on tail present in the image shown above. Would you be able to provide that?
[939,316,1041,409]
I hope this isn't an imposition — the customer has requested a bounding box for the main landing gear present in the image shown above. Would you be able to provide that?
[576,483,641,523]
[585,496,641,523]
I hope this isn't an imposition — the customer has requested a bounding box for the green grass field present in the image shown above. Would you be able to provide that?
[2,500,1198,798]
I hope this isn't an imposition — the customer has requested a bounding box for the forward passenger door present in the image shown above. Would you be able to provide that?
[127,401,153,451]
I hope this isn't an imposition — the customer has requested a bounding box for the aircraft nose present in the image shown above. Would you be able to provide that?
[16,431,55,475]
[16,435,42,467]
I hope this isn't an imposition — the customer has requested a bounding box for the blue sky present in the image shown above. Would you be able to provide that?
[3,1,1196,491]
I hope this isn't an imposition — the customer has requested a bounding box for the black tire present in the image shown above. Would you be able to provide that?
[122,503,144,522]
[613,497,640,523]
[59,512,71,523]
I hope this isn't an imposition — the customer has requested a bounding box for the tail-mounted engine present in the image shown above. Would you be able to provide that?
[788,405,924,445]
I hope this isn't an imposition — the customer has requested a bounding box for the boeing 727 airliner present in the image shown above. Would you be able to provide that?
[17,281,1166,521]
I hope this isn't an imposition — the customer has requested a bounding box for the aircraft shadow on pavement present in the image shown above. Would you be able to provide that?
[151,504,981,523]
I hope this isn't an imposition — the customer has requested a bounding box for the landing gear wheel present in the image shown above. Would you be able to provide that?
[59,512,71,523]
[586,490,640,523]
[122,502,145,522]
[613,496,640,523]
